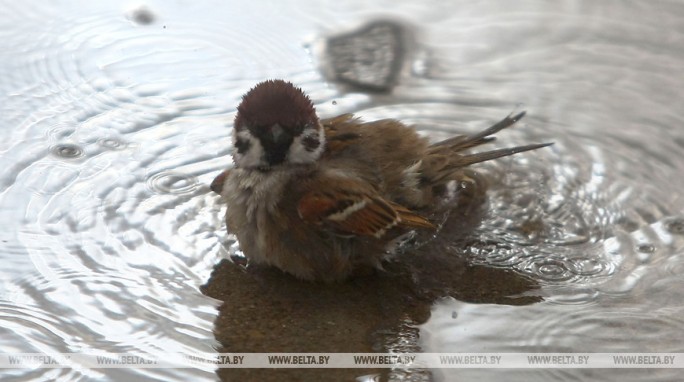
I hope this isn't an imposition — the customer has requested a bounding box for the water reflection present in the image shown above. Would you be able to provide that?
[203,173,541,381]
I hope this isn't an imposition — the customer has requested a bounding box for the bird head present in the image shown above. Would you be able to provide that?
[232,80,324,171]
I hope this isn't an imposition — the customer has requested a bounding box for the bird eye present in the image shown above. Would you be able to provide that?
[301,135,320,152]
[235,138,251,154]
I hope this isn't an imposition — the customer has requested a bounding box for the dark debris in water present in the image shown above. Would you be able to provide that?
[130,7,155,25]
[323,20,411,92]
[201,173,542,382]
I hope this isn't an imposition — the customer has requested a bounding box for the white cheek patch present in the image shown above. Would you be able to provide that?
[233,130,266,168]
[287,126,326,165]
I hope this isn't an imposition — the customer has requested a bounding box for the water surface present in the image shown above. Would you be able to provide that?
[1,1,683,381]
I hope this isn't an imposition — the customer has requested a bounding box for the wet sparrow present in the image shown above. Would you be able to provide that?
[211,80,551,281]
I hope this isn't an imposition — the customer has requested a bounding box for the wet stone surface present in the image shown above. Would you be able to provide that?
[324,20,410,92]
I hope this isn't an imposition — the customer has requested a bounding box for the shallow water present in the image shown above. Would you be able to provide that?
[1,0,684,381]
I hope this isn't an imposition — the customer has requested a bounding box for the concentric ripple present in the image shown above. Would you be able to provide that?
[146,172,199,195]
[0,1,313,380]
[49,144,85,160]
[408,2,684,381]
[423,295,684,382]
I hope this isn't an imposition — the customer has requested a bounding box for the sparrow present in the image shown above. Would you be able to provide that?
[211,79,552,282]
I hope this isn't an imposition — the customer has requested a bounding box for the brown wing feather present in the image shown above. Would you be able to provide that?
[423,111,553,183]
[298,190,433,238]
[389,202,435,229]
[321,113,356,129]
[321,114,363,155]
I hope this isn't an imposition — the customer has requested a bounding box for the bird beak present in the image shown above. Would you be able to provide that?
[270,124,285,143]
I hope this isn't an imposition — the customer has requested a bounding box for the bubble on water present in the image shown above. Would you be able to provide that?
[50,144,84,159]
[528,258,574,282]
[466,242,527,267]
[568,257,607,277]
[636,243,655,253]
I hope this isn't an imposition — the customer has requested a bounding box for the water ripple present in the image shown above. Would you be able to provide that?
[1,1,684,382]
[49,143,85,160]
[146,172,199,195]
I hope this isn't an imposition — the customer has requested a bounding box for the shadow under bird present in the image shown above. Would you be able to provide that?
[211,79,552,282]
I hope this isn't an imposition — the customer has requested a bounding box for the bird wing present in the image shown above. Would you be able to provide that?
[307,114,433,237]
[297,184,433,239]
[320,114,364,154]
[210,169,231,194]
[423,111,553,183]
